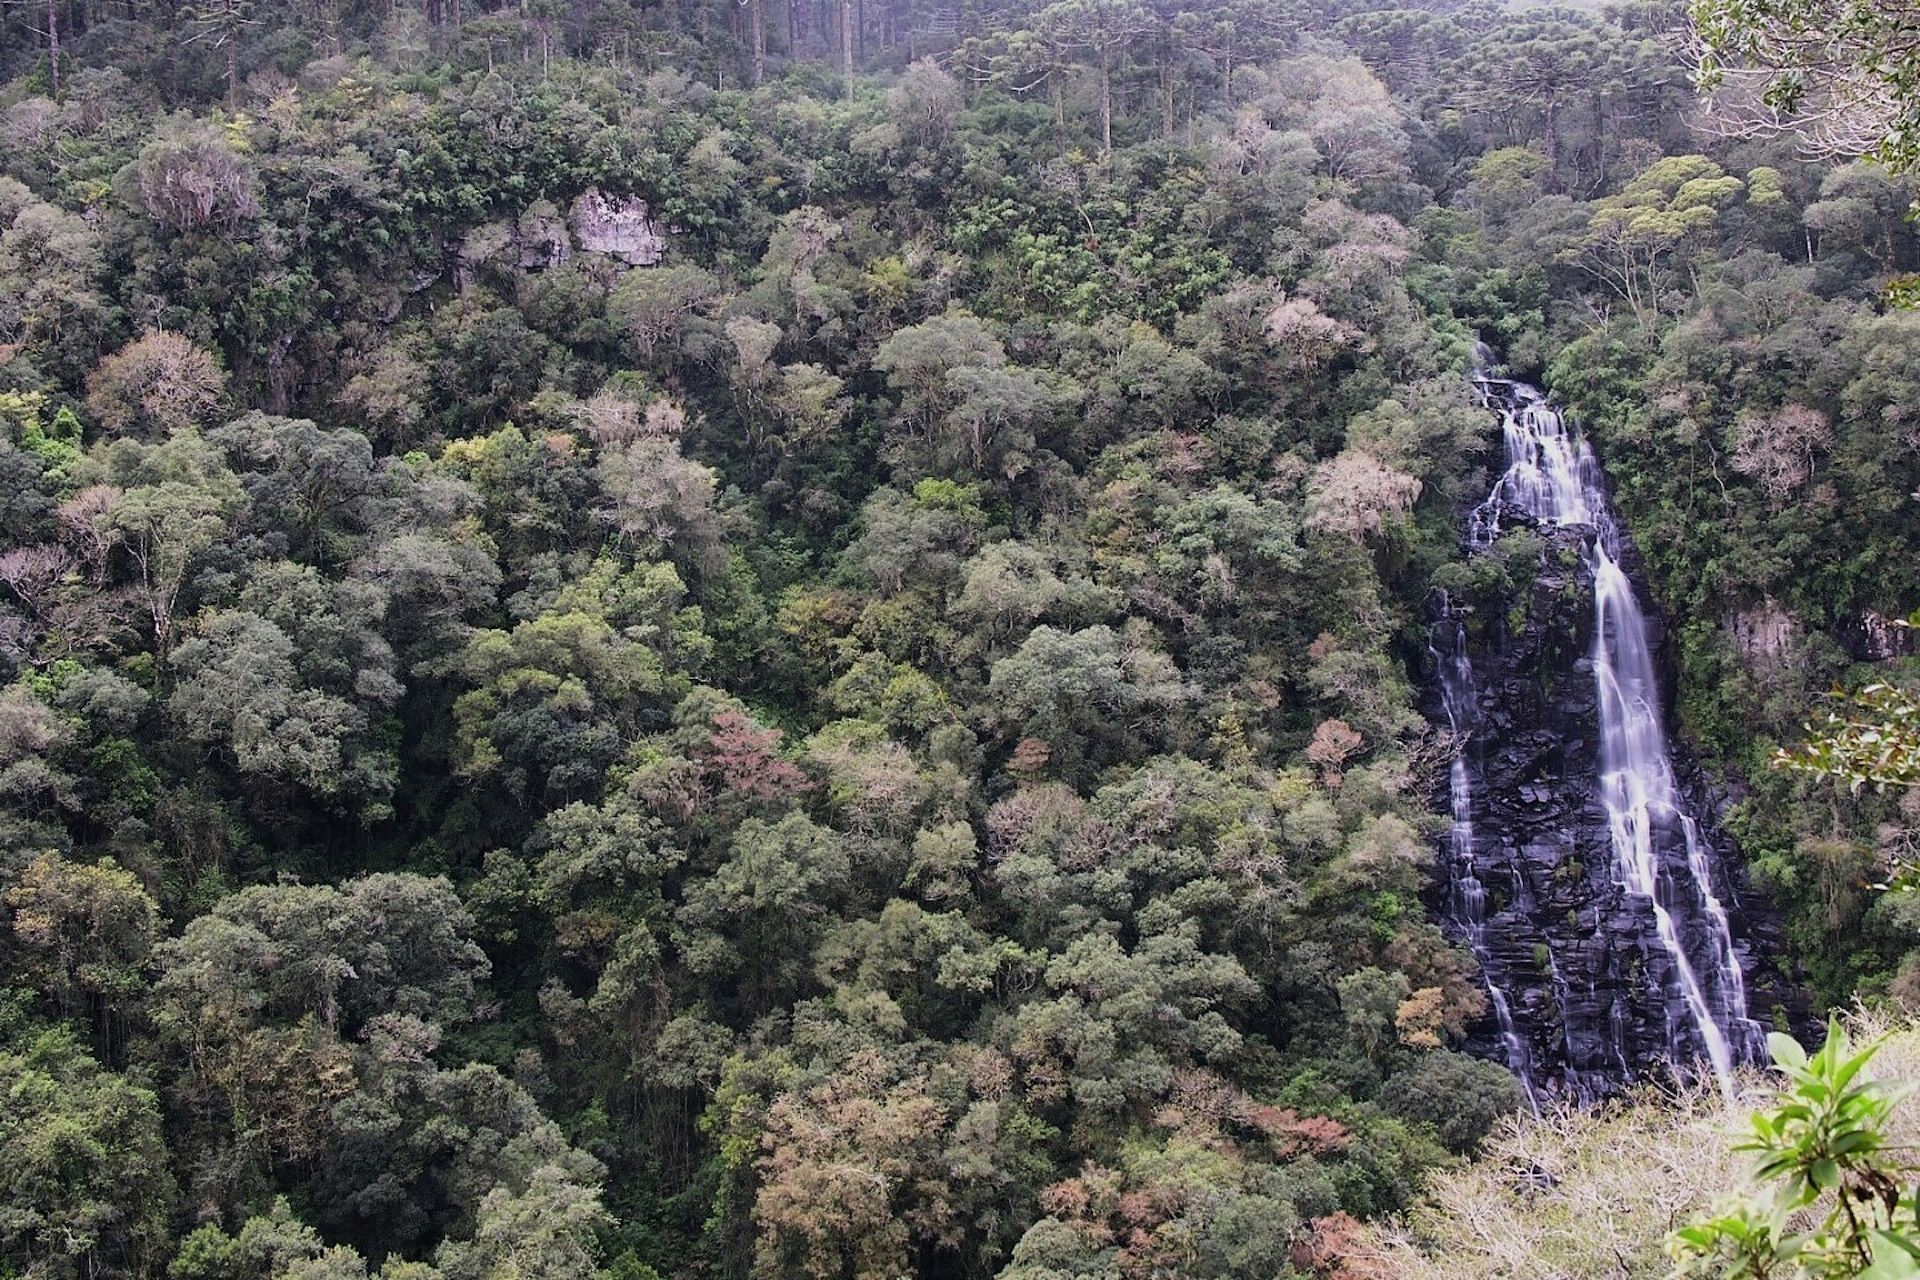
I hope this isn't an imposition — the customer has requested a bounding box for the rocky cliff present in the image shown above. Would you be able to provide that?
[1428,400,1800,1099]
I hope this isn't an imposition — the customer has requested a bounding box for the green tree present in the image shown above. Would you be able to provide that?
[171,1198,334,1280]
[97,430,246,663]
[0,1025,175,1280]
[5,852,158,1039]
[986,622,1190,774]
[211,415,380,565]
[677,812,852,1017]
[453,610,677,809]
[1029,0,1155,155]
[1378,1050,1525,1155]
[1565,155,1747,328]
[436,1166,609,1280]
[169,611,371,803]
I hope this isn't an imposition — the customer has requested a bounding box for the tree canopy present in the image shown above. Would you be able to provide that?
[0,0,1917,1275]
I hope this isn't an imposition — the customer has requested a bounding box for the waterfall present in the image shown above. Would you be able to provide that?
[1437,366,1764,1096]
[1589,553,1753,1088]
[1431,610,1541,1112]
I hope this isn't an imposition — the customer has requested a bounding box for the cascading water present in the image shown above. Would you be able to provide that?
[1432,361,1766,1097]
[1589,554,1755,1088]
[1431,611,1541,1113]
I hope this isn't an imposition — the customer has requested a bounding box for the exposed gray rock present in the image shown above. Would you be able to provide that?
[569,188,668,265]
[1731,599,1798,665]
[516,199,572,270]
[452,190,671,289]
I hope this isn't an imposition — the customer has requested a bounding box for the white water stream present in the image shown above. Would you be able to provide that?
[1454,370,1762,1095]
[1432,614,1542,1111]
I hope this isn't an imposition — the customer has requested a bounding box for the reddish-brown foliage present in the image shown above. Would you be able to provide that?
[700,709,812,803]
[1291,1212,1371,1279]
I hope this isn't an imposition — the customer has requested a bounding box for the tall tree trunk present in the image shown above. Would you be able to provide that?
[1160,45,1173,138]
[1099,41,1112,156]
[749,0,764,84]
[1591,95,1607,193]
[1544,89,1560,188]
[838,0,852,96]
[46,0,60,97]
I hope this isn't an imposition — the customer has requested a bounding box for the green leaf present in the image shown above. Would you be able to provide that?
[1768,1032,1808,1070]
[1864,1236,1920,1280]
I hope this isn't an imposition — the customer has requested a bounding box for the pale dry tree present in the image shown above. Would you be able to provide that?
[1728,402,1834,505]
[1348,1010,1920,1280]
[1687,0,1920,169]
[1304,450,1424,542]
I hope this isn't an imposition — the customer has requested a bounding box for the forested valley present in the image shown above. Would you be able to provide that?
[3,0,1920,1275]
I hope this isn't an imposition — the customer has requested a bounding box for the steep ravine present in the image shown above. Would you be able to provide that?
[1424,369,1795,1099]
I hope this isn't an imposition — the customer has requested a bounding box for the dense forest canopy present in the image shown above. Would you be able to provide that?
[2,0,1920,1275]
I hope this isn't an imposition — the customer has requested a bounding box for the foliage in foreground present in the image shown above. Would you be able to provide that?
[1776,683,1920,797]
[1671,1020,1920,1279]
[1349,1083,1747,1279]
[1351,1014,1920,1280]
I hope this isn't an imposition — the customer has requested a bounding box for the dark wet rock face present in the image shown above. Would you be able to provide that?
[1428,374,1794,1102]
[1838,610,1916,662]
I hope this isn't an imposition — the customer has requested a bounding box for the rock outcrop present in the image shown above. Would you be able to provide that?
[1838,609,1916,662]
[454,189,671,286]
[1730,599,1798,665]
[569,188,668,265]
